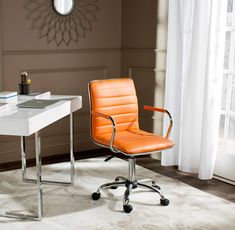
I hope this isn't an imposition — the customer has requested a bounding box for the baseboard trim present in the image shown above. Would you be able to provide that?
[213,175,235,186]
[0,148,152,173]
[0,148,112,172]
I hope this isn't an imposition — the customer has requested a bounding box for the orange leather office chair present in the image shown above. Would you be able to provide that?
[88,78,174,213]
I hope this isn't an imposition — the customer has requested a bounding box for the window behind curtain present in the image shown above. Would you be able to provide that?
[218,0,235,155]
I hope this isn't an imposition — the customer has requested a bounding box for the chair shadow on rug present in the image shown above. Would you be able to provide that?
[88,78,174,213]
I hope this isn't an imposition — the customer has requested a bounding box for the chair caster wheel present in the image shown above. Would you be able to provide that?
[92,192,101,200]
[123,204,133,213]
[110,186,118,189]
[160,198,169,206]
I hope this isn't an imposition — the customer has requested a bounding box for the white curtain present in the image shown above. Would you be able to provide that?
[162,0,227,179]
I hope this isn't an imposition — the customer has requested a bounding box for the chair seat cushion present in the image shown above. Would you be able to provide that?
[94,130,174,155]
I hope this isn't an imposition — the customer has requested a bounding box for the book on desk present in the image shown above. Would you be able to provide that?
[0,91,17,98]
[0,91,17,103]
[17,99,59,109]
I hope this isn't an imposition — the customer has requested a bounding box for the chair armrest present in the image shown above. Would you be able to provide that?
[91,111,118,153]
[143,105,173,138]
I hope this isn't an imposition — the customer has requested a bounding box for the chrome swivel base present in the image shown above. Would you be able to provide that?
[91,157,169,213]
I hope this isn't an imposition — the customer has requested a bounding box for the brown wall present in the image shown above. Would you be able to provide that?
[0,0,122,162]
[0,0,168,163]
[121,0,168,159]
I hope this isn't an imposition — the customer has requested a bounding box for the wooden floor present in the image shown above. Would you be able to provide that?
[0,149,234,203]
[135,156,235,203]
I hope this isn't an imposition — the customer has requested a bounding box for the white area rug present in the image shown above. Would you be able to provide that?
[0,157,234,230]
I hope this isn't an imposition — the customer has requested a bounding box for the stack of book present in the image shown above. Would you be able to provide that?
[0,91,17,103]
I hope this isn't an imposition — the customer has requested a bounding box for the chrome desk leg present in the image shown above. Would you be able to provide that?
[21,136,27,181]
[35,131,43,220]
[70,112,75,185]
[0,131,42,221]
[21,112,75,186]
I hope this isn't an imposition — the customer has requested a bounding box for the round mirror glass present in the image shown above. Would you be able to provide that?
[53,0,74,16]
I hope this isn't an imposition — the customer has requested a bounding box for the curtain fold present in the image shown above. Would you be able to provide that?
[162,0,227,179]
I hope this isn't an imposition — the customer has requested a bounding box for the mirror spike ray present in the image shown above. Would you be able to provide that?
[24,0,99,46]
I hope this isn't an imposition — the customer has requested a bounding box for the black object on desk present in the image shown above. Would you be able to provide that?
[19,71,30,95]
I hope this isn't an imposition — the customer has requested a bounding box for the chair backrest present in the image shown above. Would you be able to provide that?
[89,78,139,140]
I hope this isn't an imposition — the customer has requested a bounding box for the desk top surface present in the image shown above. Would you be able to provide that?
[0,95,82,136]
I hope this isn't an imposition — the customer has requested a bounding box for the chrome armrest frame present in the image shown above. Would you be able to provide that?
[91,111,118,153]
[144,105,173,138]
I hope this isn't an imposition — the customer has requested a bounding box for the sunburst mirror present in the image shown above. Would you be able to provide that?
[24,0,99,46]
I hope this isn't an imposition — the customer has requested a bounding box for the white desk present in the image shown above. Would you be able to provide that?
[0,95,82,220]
[19,95,82,188]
